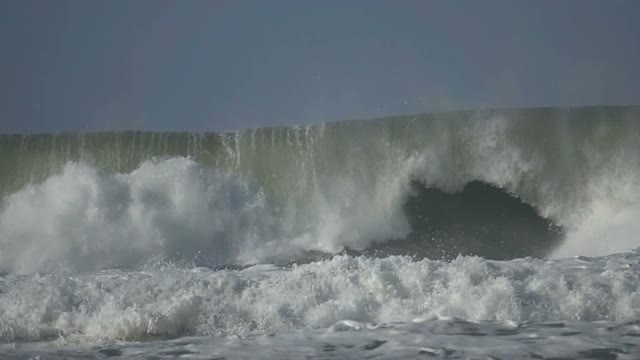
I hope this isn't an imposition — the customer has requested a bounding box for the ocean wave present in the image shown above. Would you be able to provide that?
[0,106,639,273]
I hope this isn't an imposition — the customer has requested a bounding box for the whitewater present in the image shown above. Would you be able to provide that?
[1,106,640,359]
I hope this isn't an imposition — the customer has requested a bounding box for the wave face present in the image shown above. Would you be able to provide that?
[1,106,640,273]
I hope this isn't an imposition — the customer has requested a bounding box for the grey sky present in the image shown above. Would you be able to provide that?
[1,0,638,133]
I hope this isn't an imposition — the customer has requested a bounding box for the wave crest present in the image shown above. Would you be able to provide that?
[1,106,640,273]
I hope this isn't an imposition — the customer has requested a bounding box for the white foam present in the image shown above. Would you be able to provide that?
[1,251,639,343]
[0,156,416,273]
[0,158,276,273]
[554,145,640,257]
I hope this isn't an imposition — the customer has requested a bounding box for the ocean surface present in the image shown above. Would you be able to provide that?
[1,106,640,359]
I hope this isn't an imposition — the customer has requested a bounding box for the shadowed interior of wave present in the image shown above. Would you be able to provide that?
[352,181,565,261]
[261,181,565,267]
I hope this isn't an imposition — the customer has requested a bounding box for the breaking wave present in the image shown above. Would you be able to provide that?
[0,106,639,273]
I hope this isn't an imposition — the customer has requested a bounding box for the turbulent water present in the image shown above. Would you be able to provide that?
[1,106,640,359]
